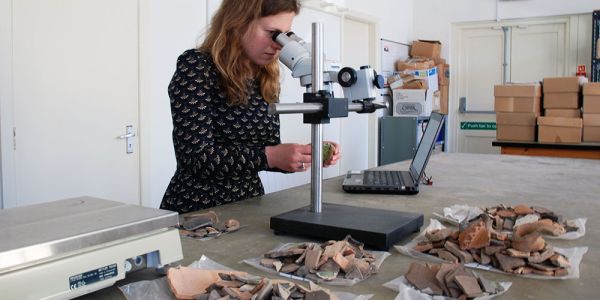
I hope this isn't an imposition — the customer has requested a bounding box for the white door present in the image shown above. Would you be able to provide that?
[511,23,566,82]
[455,20,567,154]
[340,17,371,172]
[3,0,140,207]
[455,27,505,154]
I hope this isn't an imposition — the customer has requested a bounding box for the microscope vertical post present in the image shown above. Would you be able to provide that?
[310,23,324,213]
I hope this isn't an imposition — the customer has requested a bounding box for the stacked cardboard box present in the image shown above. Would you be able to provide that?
[391,40,447,116]
[494,84,541,141]
[583,83,600,142]
[539,77,582,143]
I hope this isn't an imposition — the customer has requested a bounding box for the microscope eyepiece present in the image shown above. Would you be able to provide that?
[271,30,283,42]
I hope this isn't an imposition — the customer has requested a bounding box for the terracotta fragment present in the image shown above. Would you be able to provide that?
[260,258,278,268]
[273,261,283,272]
[494,253,526,272]
[484,245,506,256]
[426,228,455,242]
[528,262,558,272]
[506,248,530,258]
[224,219,240,232]
[513,266,534,275]
[479,251,491,265]
[405,263,444,295]
[496,209,516,218]
[332,252,350,272]
[514,220,565,238]
[554,268,569,277]
[513,204,534,215]
[511,233,545,252]
[434,263,455,296]
[281,263,301,273]
[454,275,483,297]
[265,247,306,259]
[304,248,322,270]
[474,272,498,294]
[549,254,570,268]
[531,269,555,276]
[166,267,247,299]
[514,214,540,227]
[528,246,554,263]
[444,241,474,264]
[458,219,491,250]
[413,241,433,252]
[437,250,459,263]
[502,218,514,231]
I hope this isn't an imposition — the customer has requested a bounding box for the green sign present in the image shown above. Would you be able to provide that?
[460,122,496,130]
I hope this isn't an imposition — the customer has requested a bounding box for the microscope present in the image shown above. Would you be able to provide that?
[268,23,423,250]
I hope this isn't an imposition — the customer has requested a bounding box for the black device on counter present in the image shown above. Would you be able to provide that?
[342,112,444,194]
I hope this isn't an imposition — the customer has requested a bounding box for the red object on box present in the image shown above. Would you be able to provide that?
[576,65,587,77]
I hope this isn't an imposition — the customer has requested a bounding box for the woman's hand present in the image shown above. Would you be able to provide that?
[265,143,312,172]
[323,141,341,167]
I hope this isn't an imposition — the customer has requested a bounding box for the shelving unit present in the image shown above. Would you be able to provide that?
[593,10,599,82]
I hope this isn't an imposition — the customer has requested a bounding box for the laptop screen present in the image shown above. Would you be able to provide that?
[409,113,444,181]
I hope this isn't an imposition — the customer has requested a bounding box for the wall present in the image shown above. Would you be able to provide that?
[414,0,598,59]
[345,0,413,44]
[0,0,9,208]
[139,0,207,208]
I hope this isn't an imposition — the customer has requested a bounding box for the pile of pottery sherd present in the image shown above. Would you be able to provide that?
[479,204,578,234]
[260,235,378,282]
[167,267,338,300]
[179,211,241,239]
[404,262,503,299]
[414,212,571,276]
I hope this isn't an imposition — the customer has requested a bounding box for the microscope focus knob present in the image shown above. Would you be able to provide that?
[338,67,357,87]
[373,71,385,89]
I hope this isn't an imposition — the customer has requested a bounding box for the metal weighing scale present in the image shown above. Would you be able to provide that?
[0,196,183,299]
[269,23,423,250]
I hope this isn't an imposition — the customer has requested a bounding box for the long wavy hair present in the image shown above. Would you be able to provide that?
[200,0,300,105]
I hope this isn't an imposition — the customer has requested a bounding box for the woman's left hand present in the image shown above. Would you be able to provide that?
[323,141,341,167]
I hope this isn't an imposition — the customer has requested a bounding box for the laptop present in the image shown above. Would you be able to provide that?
[342,112,445,195]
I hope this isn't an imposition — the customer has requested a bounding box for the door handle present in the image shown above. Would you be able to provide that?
[117,132,136,139]
[116,125,136,154]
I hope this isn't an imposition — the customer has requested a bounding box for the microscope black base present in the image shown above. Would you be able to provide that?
[270,203,423,250]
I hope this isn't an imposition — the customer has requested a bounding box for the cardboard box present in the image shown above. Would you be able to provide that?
[434,57,446,65]
[410,40,441,59]
[403,67,438,91]
[543,77,580,93]
[392,89,434,117]
[537,116,582,143]
[544,109,582,118]
[583,83,600,113]
[496,112,539,141]
[437,63,449,85]
[396,58,435,71]
[402,79,428,89]
[494,84,541,112]
[439,84,448,115]
[494,84,542,97]
[543,77,581,109]
[544,93,580,109]
[583,113,600,142]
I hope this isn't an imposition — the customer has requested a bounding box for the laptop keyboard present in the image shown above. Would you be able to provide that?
[363,170,405,186]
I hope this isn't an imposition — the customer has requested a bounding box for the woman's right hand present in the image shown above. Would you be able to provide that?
[265,143,312,172]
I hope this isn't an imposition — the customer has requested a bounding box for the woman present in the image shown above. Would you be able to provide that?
[161,0,341,213]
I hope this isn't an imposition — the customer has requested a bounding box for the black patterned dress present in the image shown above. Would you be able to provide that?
[160,49,282,213]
